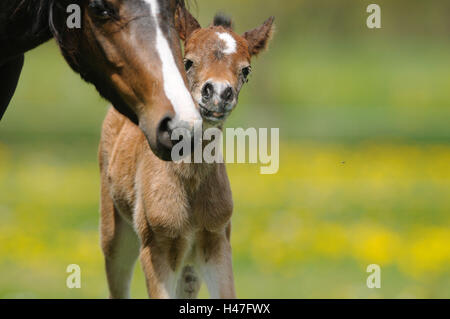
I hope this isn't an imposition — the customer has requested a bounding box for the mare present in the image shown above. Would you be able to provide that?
[0,0,200,160]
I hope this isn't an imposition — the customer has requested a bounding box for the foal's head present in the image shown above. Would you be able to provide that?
[176,8,274,125]
[49,0,200,161]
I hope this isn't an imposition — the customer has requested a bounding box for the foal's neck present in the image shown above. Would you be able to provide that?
[167,127,225,184]
[0,0,52,63]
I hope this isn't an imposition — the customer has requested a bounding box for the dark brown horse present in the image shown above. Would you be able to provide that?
[0,0,201,160]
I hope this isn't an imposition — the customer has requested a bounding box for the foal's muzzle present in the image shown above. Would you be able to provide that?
[200,81,236,123]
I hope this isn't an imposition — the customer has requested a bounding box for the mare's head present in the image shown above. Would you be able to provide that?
[175,8,274,125]
[49,0,201,160]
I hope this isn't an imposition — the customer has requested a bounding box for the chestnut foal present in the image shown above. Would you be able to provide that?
[99,8,274,299]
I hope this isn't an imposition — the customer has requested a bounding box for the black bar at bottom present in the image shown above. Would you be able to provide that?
[0,299,446,318]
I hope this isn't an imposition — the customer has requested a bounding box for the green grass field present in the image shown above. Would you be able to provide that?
[1,140,449,298]
[1,0,450,298]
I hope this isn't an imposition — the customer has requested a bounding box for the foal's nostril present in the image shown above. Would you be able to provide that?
[201,83,214,101]
[221,86,234,102]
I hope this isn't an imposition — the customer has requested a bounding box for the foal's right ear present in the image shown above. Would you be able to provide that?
[175,6,201,42]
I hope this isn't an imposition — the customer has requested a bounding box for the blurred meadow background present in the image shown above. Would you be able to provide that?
[1,0,450,298]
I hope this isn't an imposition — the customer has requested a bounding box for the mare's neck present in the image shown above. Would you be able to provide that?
[0,0,53,63]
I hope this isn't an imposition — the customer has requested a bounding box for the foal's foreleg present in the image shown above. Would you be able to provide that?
[136,190,194,299]
[197,229,236,299]
[102,213,140,299]
[100,182,139,298]
[139,244,180,299]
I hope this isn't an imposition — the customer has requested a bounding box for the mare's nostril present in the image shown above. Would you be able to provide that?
[156,115,173,151]
[201,83,214,101]
[221,86,234,102]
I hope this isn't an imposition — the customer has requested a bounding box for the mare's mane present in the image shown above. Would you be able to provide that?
[8,0,187,42]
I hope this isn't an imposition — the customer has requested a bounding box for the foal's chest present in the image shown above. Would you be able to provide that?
[189,166,234,232]
[142,163,233,237]
[190,191,233,233]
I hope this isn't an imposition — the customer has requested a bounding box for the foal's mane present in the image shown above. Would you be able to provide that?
[213,13,233,29]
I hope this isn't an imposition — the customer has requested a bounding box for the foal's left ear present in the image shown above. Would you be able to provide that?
[242,16,275,57]
[175,5,201,42]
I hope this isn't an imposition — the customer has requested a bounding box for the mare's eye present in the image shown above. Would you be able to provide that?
[242,66,252,82]
[89,0,113,20]
[184,59,194,71]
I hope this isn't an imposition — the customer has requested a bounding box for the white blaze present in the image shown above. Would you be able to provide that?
[146,0,201,124]
[216,32,237,55]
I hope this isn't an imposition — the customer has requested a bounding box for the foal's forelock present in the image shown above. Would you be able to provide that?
[145,0,200,126]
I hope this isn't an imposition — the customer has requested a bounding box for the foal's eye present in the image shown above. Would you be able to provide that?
[241,66,252,82]
[184,59,194,71]
[88,0,114,20]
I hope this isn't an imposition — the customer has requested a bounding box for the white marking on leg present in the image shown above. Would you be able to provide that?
[145,0,201,125]
[216,32,237,55]
[198,263,221,299]
[161,271,180,299]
